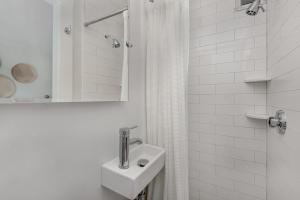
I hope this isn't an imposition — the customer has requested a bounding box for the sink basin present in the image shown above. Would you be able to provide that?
[101,144,165,199]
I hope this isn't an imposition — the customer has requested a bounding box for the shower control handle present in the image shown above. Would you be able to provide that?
[64,25,72,35]
[269,110,287,134]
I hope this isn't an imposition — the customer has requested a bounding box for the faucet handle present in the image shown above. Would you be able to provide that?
[128,125,138,130]
[119,125,138,136]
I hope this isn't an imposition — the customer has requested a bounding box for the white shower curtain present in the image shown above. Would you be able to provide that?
[145,0,189,199]
[121,10,129,101]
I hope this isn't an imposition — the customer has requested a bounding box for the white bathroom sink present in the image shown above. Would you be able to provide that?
[101,144,165,199]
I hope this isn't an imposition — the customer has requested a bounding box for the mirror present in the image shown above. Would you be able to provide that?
[0,0,130,103]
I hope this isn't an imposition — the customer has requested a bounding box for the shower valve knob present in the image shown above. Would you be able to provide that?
[126,42,133,48]
[64,26,72,35]
[269,110,287,134]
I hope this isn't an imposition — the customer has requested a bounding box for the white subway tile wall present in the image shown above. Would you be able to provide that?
[82,0,125,101]
[267,0,300,200]
[189,0,267,200]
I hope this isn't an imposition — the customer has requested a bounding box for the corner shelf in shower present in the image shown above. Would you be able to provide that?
[244,76,271,83]
[246,113,269,120]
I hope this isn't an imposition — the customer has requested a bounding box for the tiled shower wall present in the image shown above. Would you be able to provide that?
[188,0,267,199]
[81,0,126,101]
[267,0,300,200]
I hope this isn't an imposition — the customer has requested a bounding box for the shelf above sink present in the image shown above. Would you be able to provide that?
[246,113,269,120]
[101,144,165,199]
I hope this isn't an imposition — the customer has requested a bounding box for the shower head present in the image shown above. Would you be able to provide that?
[112,39,121,48]
[246,0,265,16]
[105,34,121,48]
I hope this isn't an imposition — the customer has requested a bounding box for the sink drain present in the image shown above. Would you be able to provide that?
[137,159,149,167]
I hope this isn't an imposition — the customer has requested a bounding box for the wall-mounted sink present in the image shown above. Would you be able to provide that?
[101,144,165,199]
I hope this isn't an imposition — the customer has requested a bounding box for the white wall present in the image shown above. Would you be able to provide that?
[188,0,267,200]
[267,0,300,200]
[0,0,146,200]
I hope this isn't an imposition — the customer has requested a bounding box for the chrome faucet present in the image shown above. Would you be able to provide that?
[119,126,142,169]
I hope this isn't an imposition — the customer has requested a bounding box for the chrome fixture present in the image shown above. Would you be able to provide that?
[246,0,265,16]
[44,94,51,99]
[64,25,72,35]
[105,35,121,48]
[84,7,128,27]
[126,41,133,48]
[119,126,143,169]
[137,159,149,168]
[134,187,149,200]
[269,110,287,134]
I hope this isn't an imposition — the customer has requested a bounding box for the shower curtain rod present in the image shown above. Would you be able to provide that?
[84,7,128,27]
